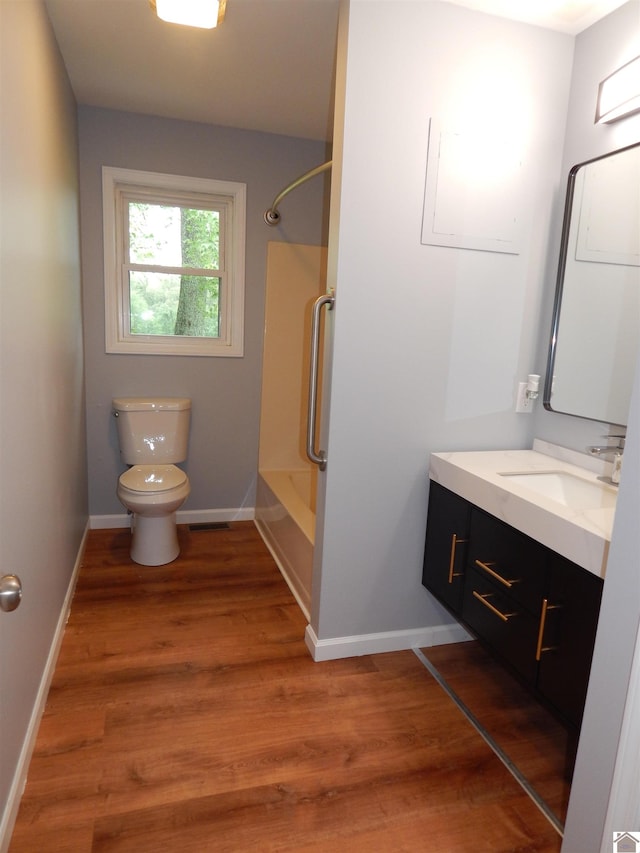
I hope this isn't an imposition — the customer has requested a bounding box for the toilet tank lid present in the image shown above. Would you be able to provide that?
[112,397,191,412]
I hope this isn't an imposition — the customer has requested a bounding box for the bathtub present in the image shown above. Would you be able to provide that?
[255,468,317,620]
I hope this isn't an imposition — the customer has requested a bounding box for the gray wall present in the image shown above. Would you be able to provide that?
[79,107,329,519]
[532,1,640,453]
[0,1,87,842]
[549,3,640,849]
[312,0,574,641]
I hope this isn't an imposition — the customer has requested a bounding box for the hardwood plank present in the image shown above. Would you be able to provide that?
[9,524,561,852]
[423,640,574,823]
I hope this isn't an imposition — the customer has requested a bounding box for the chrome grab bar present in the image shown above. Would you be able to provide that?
[306,291,334,471]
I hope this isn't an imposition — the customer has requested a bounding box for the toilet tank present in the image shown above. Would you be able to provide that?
[113,397,191,464]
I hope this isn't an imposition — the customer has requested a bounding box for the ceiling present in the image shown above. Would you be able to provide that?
[44,0,630,143]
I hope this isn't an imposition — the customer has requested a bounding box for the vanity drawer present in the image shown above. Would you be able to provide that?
[462,567,539,683]
[468,509,546,616]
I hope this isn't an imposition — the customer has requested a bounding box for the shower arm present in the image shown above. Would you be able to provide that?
[264,160,332,225]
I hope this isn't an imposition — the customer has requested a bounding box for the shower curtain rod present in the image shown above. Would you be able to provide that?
[264,160,332,225]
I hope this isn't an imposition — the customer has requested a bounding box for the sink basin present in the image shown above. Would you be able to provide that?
[499,470,617,510]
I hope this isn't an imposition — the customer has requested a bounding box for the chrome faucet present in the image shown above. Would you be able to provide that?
[588,435,625,485]
[588,435,625,457]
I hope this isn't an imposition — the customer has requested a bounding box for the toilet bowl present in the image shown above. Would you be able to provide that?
[113,397,192,566]
[117,464,191,566]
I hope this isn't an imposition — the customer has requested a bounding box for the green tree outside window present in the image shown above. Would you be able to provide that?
[128,202,221,337]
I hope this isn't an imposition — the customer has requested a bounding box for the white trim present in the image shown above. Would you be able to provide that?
[102,166,246,358]
[179,507,255,524]
[304,621,472,662]
[0,523,90,853]
[90,513,132,530]
[89,506,255,530]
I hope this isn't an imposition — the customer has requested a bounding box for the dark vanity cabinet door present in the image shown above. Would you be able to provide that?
[536,555,603,727]
[422,482,471,615]
[461,510,546,684]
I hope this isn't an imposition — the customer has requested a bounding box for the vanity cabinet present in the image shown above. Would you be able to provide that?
[423,481,603,728]
[536,555,603,726]
[422,481,471,614]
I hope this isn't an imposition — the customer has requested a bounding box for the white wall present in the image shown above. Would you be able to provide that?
[0,1,87,844]
[78,108,329,522]
[532,0,640,453]
[549,3,640,849]
[312,0,574,644]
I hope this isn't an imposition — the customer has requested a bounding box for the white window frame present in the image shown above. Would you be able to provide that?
[103,166,246,357]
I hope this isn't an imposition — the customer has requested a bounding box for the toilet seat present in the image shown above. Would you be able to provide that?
[119,464,187,493]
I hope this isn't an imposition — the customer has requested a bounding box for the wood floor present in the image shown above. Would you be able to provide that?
[9,523,562,852]
[422,642,575,829]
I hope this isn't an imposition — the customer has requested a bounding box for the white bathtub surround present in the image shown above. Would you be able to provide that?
[255,242,327,624]
[255,470,315,620]
[430,439,615,578]
[257,469,316,543]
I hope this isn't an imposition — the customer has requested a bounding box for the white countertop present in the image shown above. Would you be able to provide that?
[429,440,615,578]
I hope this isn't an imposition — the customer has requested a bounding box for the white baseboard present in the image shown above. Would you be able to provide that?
[304,621,472,662]
[180,507,255,524]
[0,522,90,853]
[89,507,255,529]
[90,513,131,529]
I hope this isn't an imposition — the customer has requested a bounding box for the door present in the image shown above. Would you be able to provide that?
[0,2,88,836]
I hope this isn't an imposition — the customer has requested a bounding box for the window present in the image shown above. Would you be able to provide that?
[103,167,246,356]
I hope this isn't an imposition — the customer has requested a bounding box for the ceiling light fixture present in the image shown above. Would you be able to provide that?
[150,0,226,29]
[595,55,640,124]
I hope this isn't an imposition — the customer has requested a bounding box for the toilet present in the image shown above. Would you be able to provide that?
[113,397,191,566]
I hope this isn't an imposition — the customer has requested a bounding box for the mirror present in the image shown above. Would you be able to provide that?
[544,142,640,426]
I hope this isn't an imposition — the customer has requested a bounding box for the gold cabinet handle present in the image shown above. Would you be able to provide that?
[472,590,517,622]
[475,559,520,589]
[448,534,468,584]
[535,597,561,661]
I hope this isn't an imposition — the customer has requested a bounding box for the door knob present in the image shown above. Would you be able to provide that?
[0,574,22,612]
